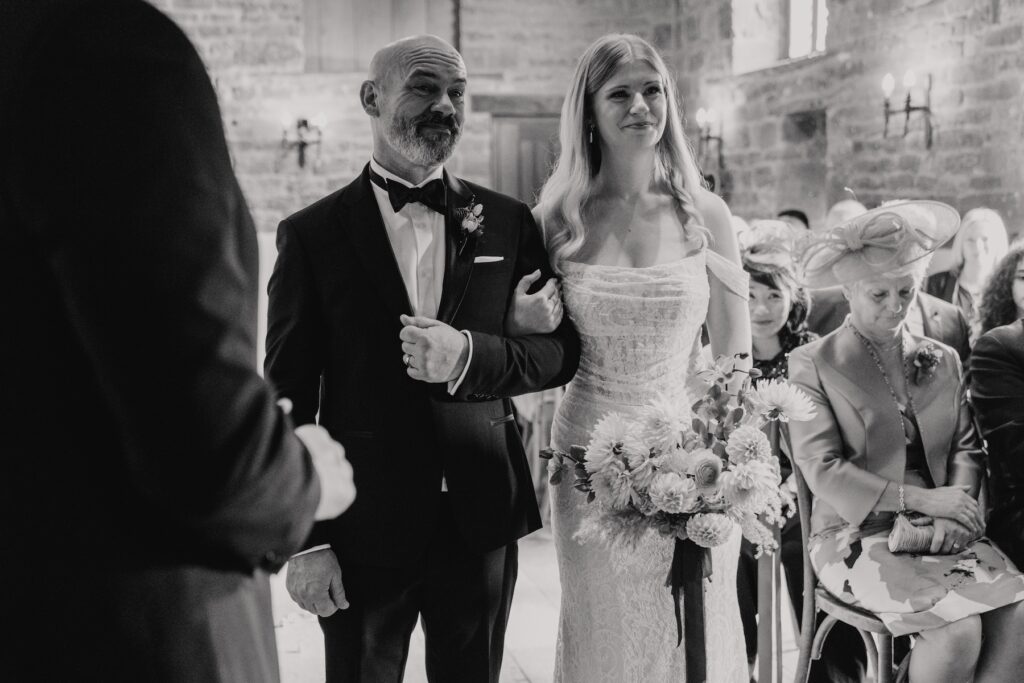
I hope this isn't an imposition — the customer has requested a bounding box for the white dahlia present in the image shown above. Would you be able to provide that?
[648,472,700,514]
[585,413,637,475]
[685,513,735,548]
[753,380,816,423]
[725,425,772,464]
[640,396,688,453]
[592,458,634,510]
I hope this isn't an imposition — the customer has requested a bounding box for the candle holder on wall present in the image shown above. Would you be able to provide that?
[695,107,726,194]
[281,117,322,168]
[882,70,933,149]
[695,107,724,167]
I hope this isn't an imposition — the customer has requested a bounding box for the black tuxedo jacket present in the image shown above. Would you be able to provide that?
[924,268,959,303]
[808,288,971,361]
[0,1,319,680]
[266,166,580,567]
[970,320,1024,568]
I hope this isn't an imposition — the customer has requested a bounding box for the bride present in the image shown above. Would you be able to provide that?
[528,34,751,682]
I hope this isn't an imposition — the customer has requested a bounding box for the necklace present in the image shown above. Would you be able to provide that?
[846,321,918,443]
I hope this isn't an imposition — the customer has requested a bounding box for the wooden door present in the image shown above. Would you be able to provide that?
[491,116,560,205]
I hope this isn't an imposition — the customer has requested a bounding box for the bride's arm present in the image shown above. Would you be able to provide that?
[697,189,752,366]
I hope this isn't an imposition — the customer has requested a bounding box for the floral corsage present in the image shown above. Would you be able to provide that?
[456,197,484,254]
[912,342,941,385]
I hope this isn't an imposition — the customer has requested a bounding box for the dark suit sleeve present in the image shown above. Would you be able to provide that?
[8,2,319,571]
[265,218,328,426]
[971,330,1024,483]
[954,308,972,365]
[453,203,580,399]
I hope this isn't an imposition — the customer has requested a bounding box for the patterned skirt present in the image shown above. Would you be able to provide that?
[809,513,1024,636]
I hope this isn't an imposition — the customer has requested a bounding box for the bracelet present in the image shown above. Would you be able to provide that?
[897,484,906,515]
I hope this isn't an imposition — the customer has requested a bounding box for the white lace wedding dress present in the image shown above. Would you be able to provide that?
[550,249,749,683]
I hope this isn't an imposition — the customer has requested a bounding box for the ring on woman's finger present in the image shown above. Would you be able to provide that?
[402,353,412,367]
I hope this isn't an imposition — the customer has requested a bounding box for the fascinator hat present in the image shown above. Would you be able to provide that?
[739,219,802,270]
[797,200,960,289]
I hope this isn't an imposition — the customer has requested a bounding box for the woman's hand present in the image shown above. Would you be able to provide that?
[505,269,563,336]
[906,485,985,536]
[929,517,977,554]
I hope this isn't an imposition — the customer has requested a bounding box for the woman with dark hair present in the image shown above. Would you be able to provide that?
[741,224,816,383]
[977,242,1024,337]
[735,223,864,683]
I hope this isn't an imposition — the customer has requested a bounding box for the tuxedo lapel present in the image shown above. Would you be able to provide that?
[340,166,413,318]
[436,171,477,324]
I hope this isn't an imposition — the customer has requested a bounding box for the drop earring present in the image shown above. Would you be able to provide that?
[588,124,594,144]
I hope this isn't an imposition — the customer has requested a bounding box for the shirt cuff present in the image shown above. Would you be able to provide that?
[448,330,473,395]
[292,544,330,559]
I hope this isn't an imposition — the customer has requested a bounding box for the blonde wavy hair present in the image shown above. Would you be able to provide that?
[535,34,707,271]
[949,207,1009,269]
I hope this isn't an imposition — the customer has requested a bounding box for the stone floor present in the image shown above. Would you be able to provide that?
[271,529,799,682]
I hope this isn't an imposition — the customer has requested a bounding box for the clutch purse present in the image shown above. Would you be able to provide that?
[887,511,935,553]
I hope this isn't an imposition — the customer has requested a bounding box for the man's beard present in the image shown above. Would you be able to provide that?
[387,111,461,166]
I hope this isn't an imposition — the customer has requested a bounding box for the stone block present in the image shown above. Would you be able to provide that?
[985,23,1023,48]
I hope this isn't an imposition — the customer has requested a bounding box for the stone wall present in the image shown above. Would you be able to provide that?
[149,0,1024,237]
[693,0,1024,232]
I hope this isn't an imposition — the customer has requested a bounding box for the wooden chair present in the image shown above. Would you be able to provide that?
[792,462,898,683]
[756,422,787,683]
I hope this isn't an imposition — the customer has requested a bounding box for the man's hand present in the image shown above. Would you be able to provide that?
[399,315,469,383]
[294,424,356,521]
[285,548,348,616]
[929,517,977,555]
[505,269,563,336]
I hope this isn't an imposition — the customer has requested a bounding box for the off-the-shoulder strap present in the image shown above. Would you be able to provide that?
[705,249,749,298]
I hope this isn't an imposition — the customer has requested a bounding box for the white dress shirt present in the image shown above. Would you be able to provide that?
[368,158,473,395]
[369,157,446,319]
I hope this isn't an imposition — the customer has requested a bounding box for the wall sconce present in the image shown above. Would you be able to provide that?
[882,70,933,148]
[695,107,724,166]
[281,117,323,168]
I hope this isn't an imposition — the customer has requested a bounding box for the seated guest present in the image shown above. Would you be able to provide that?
[735,222,865,683]
[823,198,867,230]
[976,242,1024,338]
[778,208,810,231]
[926,208,1010,339]
[971,320,1024,569]
[790,200,1024,683]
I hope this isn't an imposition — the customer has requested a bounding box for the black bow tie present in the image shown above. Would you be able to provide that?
[369,169,447,215]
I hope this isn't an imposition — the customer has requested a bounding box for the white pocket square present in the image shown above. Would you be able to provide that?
[473,256,504,264]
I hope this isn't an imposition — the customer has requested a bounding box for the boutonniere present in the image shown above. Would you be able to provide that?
[456,197,484,254]
[912,342,942,385]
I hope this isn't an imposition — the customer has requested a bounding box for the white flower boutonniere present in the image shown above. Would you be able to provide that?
[913,342,942,385]
[456,197,484,254]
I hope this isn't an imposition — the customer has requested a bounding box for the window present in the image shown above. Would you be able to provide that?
[303,0,451,73]
[787,0,828,59]
[732,0,828,74]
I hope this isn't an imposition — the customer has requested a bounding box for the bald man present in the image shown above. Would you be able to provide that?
[823,198,867,230]
[265,36,580,683]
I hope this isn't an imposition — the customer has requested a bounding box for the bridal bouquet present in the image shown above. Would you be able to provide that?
[542,353,815,554]
[540,353,815,680]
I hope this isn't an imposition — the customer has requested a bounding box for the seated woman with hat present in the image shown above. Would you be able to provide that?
[788,200,1024,683]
